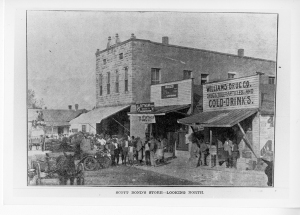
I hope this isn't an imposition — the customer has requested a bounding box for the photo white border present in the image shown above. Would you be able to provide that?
[3,0,300,212]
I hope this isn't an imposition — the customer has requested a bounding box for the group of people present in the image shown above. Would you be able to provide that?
[188,133,239,169]
[218,137,240,168]
[94,134,167,167]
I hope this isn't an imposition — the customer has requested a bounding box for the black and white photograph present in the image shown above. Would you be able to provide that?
[4,0,300,213]
[26,11,277,187]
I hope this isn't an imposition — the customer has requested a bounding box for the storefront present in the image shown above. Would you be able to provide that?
[69,105,131,136]
[178,75,275,169]
[129,79,195,153]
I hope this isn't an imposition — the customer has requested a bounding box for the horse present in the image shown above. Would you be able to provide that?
[56,152,77,185]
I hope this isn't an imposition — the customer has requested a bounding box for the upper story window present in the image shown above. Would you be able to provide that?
[125,67,129,92]
[201,74,209,85]
[183,70,192,80]
[269,76,275,85]
[103,59,106,65]
[151,68,161,85]
[228,73,236,79]
[99,74,103,96]
[119,53,123,60]
[115,70,119,93]
[107,72,110,94]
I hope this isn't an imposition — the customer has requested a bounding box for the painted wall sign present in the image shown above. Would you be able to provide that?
[151,79,192,107]
[203,75,260,111]
[138,114,156,123]
[260,115,274,156]
[136,102,154,113]
[161,84,178,99]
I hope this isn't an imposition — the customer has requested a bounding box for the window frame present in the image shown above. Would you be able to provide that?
[99,74,103,96]
[183,70,192,80]
[115,70,119,93]
[268,76,275,85]
[151,68,161,85]
[125,67,129,92]
[82,125,86,133]
[107,72,110,94]
[200,74,209,85]
[228,73,236,79]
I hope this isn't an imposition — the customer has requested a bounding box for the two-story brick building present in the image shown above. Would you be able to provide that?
[70,34,276,142]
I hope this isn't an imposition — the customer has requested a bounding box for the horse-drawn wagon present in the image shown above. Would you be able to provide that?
[28,152,85,185]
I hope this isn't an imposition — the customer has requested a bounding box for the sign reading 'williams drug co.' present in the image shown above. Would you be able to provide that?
[161,84,178,99]
[203,75,259,112]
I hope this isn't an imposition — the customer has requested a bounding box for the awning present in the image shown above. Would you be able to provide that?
[70,105,130,124]
[178,108,258,127]
[128,105,190,116]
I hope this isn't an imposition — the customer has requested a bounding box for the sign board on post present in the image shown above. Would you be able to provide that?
[161,84,178,99]
[138,114,156,124]
[136,103,154,113]
[203,75,260,111]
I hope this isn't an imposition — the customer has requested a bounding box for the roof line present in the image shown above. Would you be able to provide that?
[96,38,275,63]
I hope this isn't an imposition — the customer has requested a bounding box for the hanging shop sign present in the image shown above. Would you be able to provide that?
[161,84,178,99]
[138,114,156,123]
[203,75,260,111]
[136,102,155,113]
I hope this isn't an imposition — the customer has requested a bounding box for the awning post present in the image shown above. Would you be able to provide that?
[237,122,258,158]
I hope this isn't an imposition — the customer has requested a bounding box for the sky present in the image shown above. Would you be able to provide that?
[27,11,278,110]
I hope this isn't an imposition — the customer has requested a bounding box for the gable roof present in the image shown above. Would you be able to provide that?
[28,109,87,126]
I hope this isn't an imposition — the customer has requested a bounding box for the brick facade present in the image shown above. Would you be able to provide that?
[96,36,276,108]
[95,35,276,143]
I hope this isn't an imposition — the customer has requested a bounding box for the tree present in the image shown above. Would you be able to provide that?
[27,89,44,109]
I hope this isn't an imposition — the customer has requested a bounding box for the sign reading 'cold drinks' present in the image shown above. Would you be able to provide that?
[203,75,259,111]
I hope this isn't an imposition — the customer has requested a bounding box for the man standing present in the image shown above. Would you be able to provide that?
[231,142,239,169]
[199,140,209,166]
[107,139,116,166]
[224,137,233,168]
[121,136,129,165]
[136,137,143,165]
[144,138,150,166]
[149,136,157,167]
[210,144,217,167]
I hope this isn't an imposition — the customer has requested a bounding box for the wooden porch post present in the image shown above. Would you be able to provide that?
[237,122,258,158]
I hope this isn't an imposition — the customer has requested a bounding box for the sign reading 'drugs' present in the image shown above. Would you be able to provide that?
[203,75,259,111]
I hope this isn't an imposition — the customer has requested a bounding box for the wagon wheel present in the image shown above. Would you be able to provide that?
[101,156,112,169]
[83,157,97,171]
